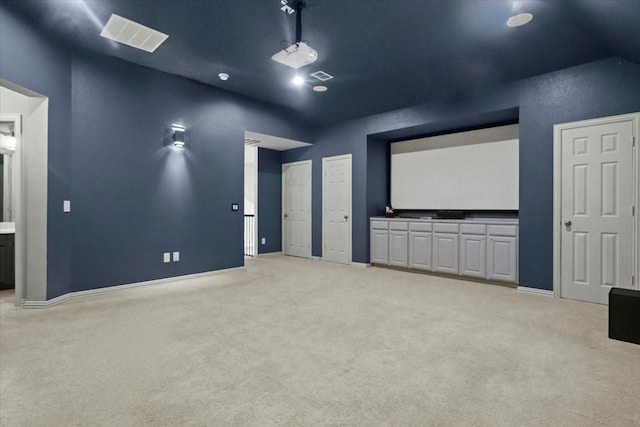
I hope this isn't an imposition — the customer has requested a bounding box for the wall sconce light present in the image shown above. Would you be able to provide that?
[171,124,186,148]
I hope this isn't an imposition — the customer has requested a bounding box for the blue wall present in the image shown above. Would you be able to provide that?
[3,3,640,297]
[257,148,283,254]
[0,6,313,298]
[284,57,640,291]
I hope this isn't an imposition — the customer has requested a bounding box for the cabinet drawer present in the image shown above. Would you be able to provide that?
[488,225,518,237]
[409,222,432,232]
[370,220,388,230]
[434,223,459,233]
[460,224,486,235]
[389,221,409,231]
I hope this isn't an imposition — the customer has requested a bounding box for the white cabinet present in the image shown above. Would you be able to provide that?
[460,234,486,278]
[370,218,517,284]
[433,223,459,274]
[388,221,409,267]
[389,231,409,267]
[370,228,389,265]
[487,235,517,282]
[460,223,487,278]
[409,222,432,270]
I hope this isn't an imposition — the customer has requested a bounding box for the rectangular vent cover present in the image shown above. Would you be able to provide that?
[311,71,334,81]
[100,14,169,53]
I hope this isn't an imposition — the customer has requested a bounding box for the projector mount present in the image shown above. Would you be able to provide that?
[280,0,307,45]
[273,0,317,69]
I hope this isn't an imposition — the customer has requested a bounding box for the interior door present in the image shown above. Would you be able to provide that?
[282,161,311,258]
[323,155,352,264]
[560,119,635,304]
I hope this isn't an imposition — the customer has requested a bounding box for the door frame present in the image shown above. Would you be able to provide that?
[281,160,312,258]
[553,112,640,299]
[322,154,352,264]
[1,114,23,306]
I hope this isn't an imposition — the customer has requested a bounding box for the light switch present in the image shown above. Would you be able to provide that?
[63,200,71,212]
[163,252,171,263]
[261,238,266,245]
[173,251,180,262]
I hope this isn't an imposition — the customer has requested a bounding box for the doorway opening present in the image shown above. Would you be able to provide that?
[244,143,258,257]
[0,80,49,306]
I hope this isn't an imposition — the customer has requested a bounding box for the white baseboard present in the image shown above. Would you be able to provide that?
[351,262,371,268]
[257,251,283,257]
[517,286,554,297]
[23,266,245,309]
[311,256,322,261]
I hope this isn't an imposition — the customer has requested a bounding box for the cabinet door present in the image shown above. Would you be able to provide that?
[460,234,486,278]
[409,231,432,270]
[487,236,517,282]
[0,235,11,287]
[370,229,389,265]
[389,231,408,267]
[433,233,459,274]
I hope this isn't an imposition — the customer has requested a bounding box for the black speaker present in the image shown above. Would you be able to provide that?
[609,288,640,345]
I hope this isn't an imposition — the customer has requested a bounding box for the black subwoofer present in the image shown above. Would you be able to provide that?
[609,288,640,345]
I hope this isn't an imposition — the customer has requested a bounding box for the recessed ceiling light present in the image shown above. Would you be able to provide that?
[313,85,328,92]
[507,13,533,27]
[218,73,230,81]
[292,75,305,86]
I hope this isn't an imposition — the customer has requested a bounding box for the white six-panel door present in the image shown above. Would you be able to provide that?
[282,161,311,258]
[323,154,352,265]
[559,118,635,304]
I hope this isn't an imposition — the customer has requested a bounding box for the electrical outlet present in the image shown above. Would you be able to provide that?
[163,252,171,263]
[261,237,266,245]
[173,251,180,262]
[63,200,71,212]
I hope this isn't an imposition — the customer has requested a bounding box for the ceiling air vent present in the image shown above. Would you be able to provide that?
[310,71,334,82]
[100,14,169,53]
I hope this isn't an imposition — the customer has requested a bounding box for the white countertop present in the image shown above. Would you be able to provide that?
[371,216,519,225]
[0,222,15,234]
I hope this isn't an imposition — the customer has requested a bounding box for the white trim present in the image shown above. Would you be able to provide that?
[553,112,640,299]
[23,267,245,309]
[1,114,22,306]
[351,262,371,268]
[257,251,283,257]
[282,160,312,259]
[517,286,554,297]
[311,256,322,261]
[253,144,258,258]
[322,154,353,265]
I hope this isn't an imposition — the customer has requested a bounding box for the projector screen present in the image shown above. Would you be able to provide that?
[391,125,519,210]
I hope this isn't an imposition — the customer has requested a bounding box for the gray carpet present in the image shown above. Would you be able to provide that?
[1,255,639,426]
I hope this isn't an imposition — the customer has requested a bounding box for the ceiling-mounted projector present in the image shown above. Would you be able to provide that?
[272,42,318,69]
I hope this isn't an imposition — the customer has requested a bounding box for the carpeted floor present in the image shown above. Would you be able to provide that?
[1,255,639,426]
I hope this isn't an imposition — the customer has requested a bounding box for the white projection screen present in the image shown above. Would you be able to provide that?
[391,125,519,210]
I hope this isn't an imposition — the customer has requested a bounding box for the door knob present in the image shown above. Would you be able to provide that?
[284,214,288,218]
[344,215,349,220]
[564,220,572,227]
